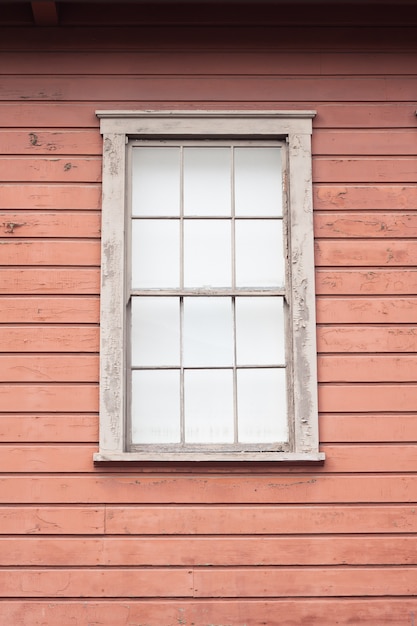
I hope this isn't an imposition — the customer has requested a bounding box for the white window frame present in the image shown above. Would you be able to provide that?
[94,110,324,463]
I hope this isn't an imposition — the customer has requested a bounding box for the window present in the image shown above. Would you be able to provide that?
[95,111,324,462]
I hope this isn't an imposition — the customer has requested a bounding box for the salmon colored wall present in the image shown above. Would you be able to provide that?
[1,7,417,624]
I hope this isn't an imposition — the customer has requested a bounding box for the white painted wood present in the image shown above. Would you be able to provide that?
[97,110,322,462]
[99,133,127,456]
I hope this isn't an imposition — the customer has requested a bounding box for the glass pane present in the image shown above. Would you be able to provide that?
[184,147,231,216]
[131,370,180,443]
[184,220,231,288]
[132,147,180,217]
[235,220,284,288]
[236,297,285,365]
[183,297,233,367]
[184,369,234,443]
[131,220,180,288]
[234,147,282,217]
[131,297,180,366]
[237,368,287,443]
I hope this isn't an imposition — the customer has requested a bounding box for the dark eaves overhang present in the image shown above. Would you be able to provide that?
[16,0,417,26]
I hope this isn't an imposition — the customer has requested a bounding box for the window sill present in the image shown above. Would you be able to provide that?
[94,451,325,463]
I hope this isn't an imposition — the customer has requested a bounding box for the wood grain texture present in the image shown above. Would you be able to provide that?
[0,355,98,382]
[0,212,101,238]
[0,184,101,209]
[0,326,98,352]
[0,504,416,535]
[0,296,99,322]
[314,185,417,210]
[0,240,100,266]
[314,213,417,238]
[0,157,101,182]
[0,130,102,155]
[2,535,417,566]
[2,599,417,626]
[1,475,417,504]
[0,269,100,294]
[1,76,416,103]
[0,415,98,443]
[316,297,417,323]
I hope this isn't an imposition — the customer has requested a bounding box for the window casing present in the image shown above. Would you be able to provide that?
[95,111,324,463]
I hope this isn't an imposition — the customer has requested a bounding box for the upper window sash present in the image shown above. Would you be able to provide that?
[95,110,324,463]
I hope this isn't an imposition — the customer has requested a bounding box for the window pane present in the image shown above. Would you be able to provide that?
[184,220,231,288]
[234,147,282,217]
[235,220,284,288]
[183,297,233,367]
[131,370,181,443]
[132,147,180,216]
[131,297,180,366]
[184,147,231,216]
[237,368,288,443]
[131,220,180,288]
[236,297,285,365]
[184,369,234,443]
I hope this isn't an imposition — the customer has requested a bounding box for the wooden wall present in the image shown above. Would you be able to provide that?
[1,5,417,624]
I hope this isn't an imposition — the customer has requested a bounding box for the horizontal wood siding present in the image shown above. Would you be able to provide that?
[1,9,417,625]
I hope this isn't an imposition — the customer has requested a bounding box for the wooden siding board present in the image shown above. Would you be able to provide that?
[2,535,417,566]
[1,76,417,102]
[0,130,102,155]
[320,415,417,443]
[314,185,417,210]
[1,475,417,504]
[314,213,417,238]
[315,240,417,266]
[0,355,98,382]
[0,506,104,534]
[0,269,100,294]
[0,297,99,323]
[0,415,98,443]
[0,327,99,352]
[1,504,416,535]
[0,384,98,413]
[0,184,101,210]
[0,212,101,238]
[0,240,100,266]
[3,600,417,626]
[316,297,417,323]
[0,157,101,183]
[105,504,417,535]
[317,326,417,353]
[316,269,417,295]
[318,355,417,382]
[0,103,415,129]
